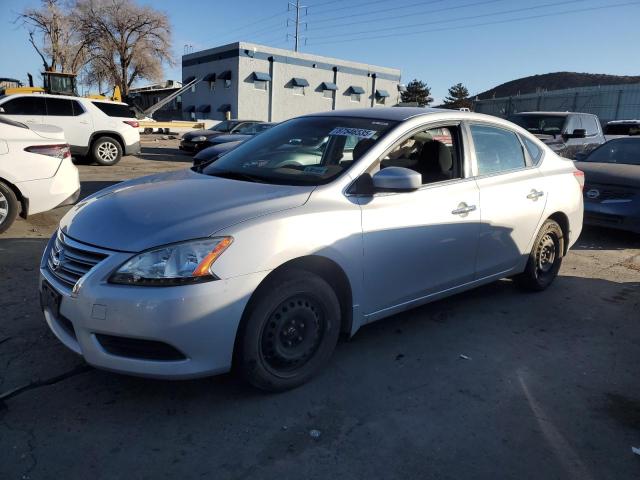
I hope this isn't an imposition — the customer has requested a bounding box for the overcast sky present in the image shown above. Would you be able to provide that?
[2,0,639,103]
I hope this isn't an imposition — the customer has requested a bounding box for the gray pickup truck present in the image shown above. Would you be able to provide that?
[508,111,605,159]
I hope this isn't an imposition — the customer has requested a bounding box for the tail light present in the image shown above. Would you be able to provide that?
[24,144,71,160]
[573,169,585,190]
[123,120,139,128]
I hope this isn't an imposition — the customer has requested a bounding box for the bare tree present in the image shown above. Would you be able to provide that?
[17,0,87,73]
[75,0,173,96]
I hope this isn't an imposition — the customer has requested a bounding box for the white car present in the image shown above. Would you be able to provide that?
[0,117,80,232]
[0,94,140,166]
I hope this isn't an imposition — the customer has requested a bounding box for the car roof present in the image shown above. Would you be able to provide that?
[607,119,640,124]
[514,111,595,117]
[307,107,451,121]
[0,92,129,106]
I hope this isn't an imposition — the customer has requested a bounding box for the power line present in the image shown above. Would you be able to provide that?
[307,0,587,39]
[307,0,640,46]
[309,0,449,25]
[306,0,506,32]
[304,0,343,9]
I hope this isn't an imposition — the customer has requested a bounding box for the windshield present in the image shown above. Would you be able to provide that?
[509,115,567,135]
[234,122,265,134]
[210,120,239,132]
[605,123,640,136]
[584,138,640,165]
[201,116,398,185]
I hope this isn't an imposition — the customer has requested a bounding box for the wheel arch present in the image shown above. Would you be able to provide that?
[547,211,570,255]
[232,255,354,366]
[90,131,125,152]
[0,176,28,218]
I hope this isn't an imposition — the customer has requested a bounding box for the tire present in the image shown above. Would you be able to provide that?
[92,137,123,166]
[0,181,19,234]
[237,269,341,391]
[514,219,564,291]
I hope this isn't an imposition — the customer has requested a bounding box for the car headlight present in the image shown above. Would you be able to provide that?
[192,136,207,142]
[109,237,232,286]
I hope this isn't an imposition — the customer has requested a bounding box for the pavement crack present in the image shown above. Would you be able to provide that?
[0,337,12,346]
[0,364,93,410]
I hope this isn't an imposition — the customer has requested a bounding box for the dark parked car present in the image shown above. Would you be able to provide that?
[604,120,640,140]
[192,123,277,168]
[576,137,640,233]
[179,120,263,152]
[509,112,605,159]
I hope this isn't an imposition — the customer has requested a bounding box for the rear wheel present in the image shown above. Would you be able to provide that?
[237,270,341,391]
[92,137,123,166]
[0,181,19,234]
[514,219,564,291]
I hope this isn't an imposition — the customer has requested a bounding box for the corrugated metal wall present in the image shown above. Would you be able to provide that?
[473,83,640,123]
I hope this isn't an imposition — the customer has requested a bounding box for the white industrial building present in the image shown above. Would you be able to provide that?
[181,42,403,121]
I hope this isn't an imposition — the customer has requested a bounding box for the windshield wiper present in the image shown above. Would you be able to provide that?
[206,169,266,183]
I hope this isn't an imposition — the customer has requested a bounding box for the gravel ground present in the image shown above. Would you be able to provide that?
[0,138,638,479]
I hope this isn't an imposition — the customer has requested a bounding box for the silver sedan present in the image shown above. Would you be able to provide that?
[40,108,584,390]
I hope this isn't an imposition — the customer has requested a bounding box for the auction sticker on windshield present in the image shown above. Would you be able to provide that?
[329,127,377,139]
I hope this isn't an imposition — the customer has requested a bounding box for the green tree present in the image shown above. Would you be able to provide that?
[400,79,433,107]
[443,83,473,110]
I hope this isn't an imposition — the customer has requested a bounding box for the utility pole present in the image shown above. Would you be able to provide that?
[287,0,307,52]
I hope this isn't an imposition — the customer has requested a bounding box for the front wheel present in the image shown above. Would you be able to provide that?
[514,219,564,291]
[237,270,341,391]
[92,137,123,166]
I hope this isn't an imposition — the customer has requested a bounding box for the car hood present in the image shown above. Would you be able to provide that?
[211,134,251,144]
[194,141,242,161]
[183,130,223,140]
[577,162,640,186]
[60,169,314,252]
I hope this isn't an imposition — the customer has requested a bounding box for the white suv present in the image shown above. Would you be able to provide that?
[0,93,140,166]
[0,117,80,232]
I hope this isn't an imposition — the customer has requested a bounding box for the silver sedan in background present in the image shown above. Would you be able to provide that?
[39,108,584,391]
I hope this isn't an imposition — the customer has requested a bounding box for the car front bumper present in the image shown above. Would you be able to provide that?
[179,139,208,152]
[39,233,268,379]
[583,198,640,233]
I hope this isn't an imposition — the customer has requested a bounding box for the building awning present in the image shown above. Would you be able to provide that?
[218,71,232,80]
[183,76,196,83]
[291,77,309,87]
[197,105,211,113]
[217,104,231,112]
[252,72,271,82]
[397,84,407,92]
[321,82,338,91]
[376,89,390,98]
[349,86,365,94]
[203,73,216,82]
[184,105,196,113]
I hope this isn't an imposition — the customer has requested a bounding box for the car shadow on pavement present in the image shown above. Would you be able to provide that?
[80,180,122,199]
[573,226,639,251]
[138,146,193,163]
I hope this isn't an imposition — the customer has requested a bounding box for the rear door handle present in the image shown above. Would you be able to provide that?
[451,202,477,217]
[527,189,544,200]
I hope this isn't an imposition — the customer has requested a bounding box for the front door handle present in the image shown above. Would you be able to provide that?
[527,189,544,200]
[451,202,477,217]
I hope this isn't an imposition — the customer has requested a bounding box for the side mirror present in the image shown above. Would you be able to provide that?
[564,128,586,139]
[372,167,422,192]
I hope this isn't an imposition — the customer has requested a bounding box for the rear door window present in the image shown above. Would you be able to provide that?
[45,97,74,116]
[92,101,136,118]
[1,96,47,115]
[470,124,526,175]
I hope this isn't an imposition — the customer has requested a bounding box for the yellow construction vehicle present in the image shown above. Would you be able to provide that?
[0,71,122,102]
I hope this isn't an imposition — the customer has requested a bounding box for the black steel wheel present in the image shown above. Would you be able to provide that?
[237,269,341,391]
[515,219,564,291]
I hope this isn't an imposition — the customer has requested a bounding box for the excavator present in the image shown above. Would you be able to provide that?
[0,71,122,101]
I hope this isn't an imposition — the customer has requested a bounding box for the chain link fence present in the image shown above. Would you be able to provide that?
[473,83,640,124]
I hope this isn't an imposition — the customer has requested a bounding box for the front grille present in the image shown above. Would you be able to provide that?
[47,232,108,289]
[95,334,186,361]
[584,183,637,202]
